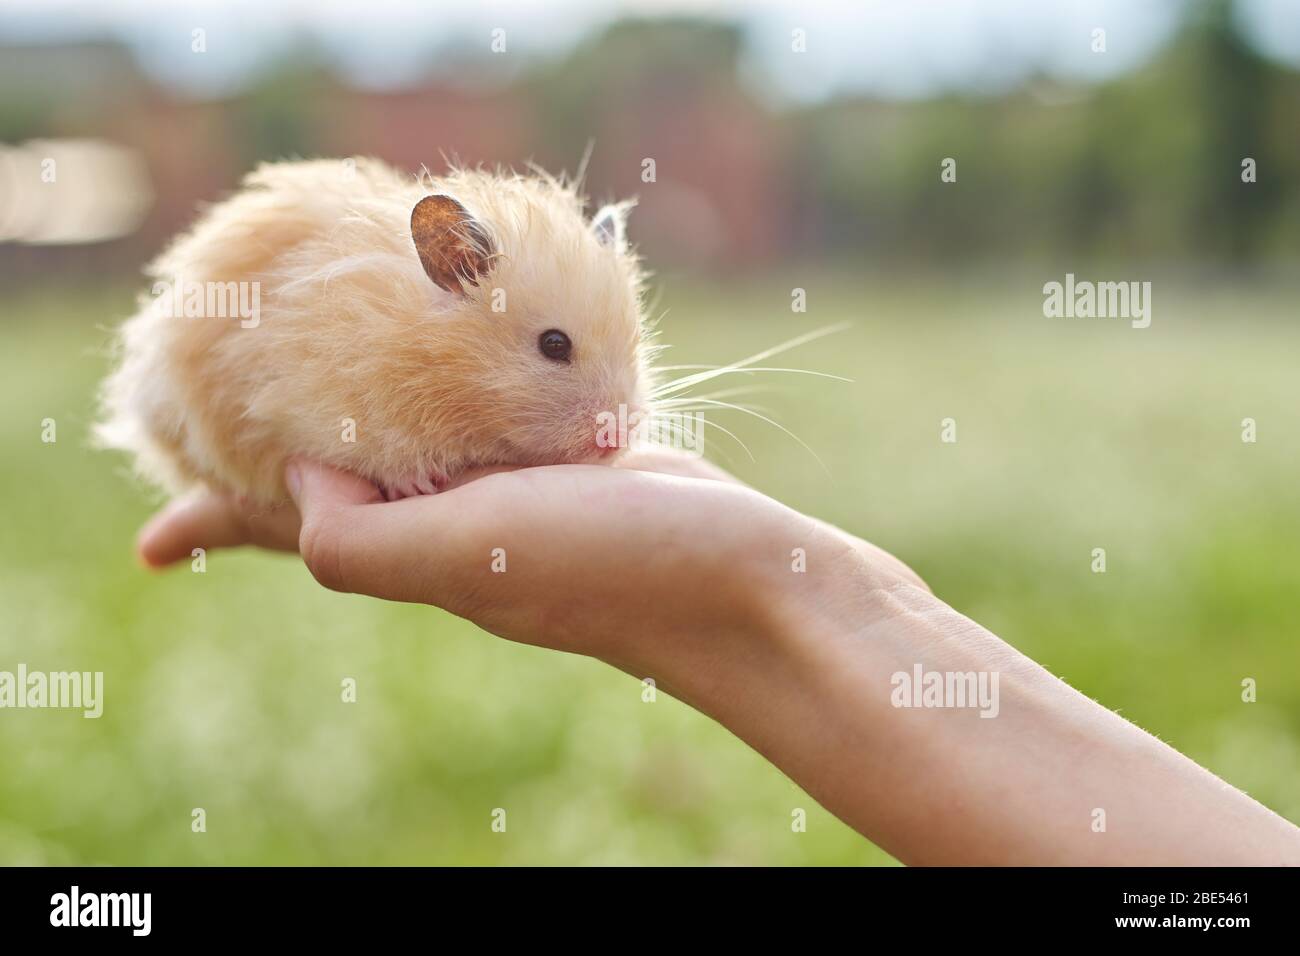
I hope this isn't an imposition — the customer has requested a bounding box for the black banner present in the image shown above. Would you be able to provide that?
[0,867,1286,941]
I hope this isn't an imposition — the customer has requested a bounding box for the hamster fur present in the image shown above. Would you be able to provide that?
[97,158,650,503]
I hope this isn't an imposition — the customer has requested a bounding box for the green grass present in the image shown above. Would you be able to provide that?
[1,271,1298,864]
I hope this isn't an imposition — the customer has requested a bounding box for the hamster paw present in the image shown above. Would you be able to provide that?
[379,472,447,501]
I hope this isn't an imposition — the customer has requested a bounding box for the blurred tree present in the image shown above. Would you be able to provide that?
[5,2,1300,279]
[1183,0,1282,261]
[230,43,335,169]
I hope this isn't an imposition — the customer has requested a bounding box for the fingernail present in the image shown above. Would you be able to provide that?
[285,461,302,498]
[135,535,157,569]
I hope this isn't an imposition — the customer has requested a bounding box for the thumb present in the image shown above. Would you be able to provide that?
[284,459,386,593]
[285,458,384,514]
[280,458,506,607]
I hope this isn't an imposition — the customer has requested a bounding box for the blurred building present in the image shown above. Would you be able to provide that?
[1,7,1298,283]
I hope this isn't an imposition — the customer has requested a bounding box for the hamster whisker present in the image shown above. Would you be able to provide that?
[649,324,851,399]
[647,419,746,471]
[654,384,772,404]
[656,398,829,476]
[657,404,776,420]
[653,412,755,462]
[651,365,852,399]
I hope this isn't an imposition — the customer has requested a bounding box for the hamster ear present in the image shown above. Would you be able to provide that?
[410,194,495,294]
[592,202,630,252]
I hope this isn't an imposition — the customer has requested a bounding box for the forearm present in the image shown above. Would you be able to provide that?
[662,543,1300,865]
[163,459,1300,865]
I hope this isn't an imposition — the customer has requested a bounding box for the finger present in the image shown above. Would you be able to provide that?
[137,493,251,568]
[285,458,385,512]
[439,463,520,492]
[614,447,742,484]
[285,459,426,596]
[285,459,537,606]
[137,492,302,568]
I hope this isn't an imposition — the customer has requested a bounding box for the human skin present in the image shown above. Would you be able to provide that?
[137,449,1300,865]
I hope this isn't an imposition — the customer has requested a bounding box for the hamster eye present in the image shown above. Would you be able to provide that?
[538,329,572,363]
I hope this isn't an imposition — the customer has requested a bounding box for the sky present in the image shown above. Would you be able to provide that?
[0,0,1298,101]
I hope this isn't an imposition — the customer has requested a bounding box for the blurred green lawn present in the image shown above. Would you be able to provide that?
[2,271,1298,865]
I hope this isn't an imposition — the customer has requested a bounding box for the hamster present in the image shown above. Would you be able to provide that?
[97,158,650,503]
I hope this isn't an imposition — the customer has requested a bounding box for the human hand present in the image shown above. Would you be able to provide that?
[132,449,1300,864]
[136,447,743,565]
[136,449,925,690]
